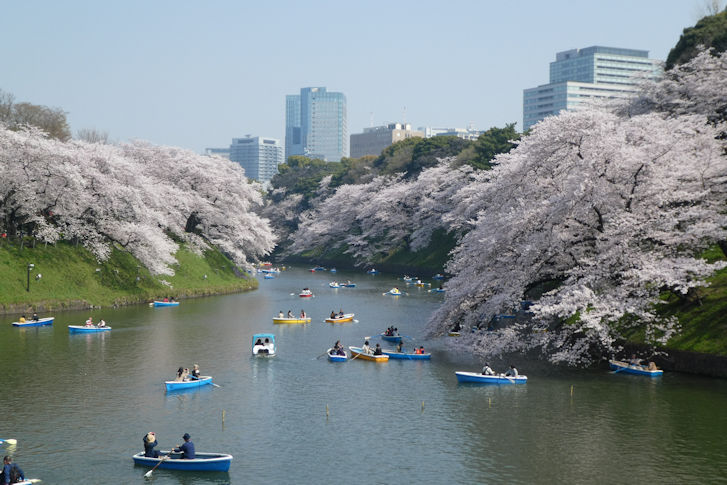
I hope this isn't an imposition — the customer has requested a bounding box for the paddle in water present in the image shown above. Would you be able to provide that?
[144,455,169,478]
[0,438,17,445]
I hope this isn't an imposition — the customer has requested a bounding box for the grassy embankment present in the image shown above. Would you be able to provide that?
[0,240,257,314]
[289,229,456,275]
[659,247,727,356]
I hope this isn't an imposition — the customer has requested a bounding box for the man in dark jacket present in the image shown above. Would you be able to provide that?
[1,456,24,484]
[143,432,160,458]
[173,433,195,459]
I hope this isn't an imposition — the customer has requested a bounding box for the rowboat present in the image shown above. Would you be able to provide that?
[384,289,402,296]
[448,331,461,337]
[402,275,415,282]
[327,348,348,362]
[252,333,275,356]
[153,301,179,307]
[330,268,337,273]
[313,266,326,271]
[609,359,663,377]
[299,289,313,298]
[432,274,445,280]
[132,451,233,472]
[455,371,527,384]
[429,288,445,293]
[165,376,214,391]
[367,269,379,274]
[382,349,431,360]
[348,346,389,362]
[68,325,111,333]
[380,333,402,343]
[329,282,341,288]
[12,317,54,327]
[325,313,355,323]
[272,316,311,324]
[340,282,356,288]
[414,281,431,287]
[263,274,275,279]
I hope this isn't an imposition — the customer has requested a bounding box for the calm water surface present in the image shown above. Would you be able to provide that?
[1,268,726,484]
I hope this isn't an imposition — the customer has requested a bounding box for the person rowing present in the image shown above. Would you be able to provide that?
[482,363,495,375]
[361,340,372,355]
[504,365,518,377]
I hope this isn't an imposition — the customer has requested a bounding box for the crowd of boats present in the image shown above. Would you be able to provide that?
[4,266,663,479]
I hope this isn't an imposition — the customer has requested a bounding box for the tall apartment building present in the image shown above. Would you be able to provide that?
[523,46,662,131]
[285,87,348,162]
[229,136,284,183]
[350,122,424,158]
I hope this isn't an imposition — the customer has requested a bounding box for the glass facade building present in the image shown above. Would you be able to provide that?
[229,136,284,183]
[523,46,662,131]
[285,87,348,162]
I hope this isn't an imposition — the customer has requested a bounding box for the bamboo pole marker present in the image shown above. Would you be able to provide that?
[488,397,491,408]
[222,409,226,430]
[570,385,574,397]
[326,404,329,418]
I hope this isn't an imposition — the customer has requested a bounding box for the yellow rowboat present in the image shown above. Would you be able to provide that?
[325,313,355,323]
[349,346,389,362]
[272,317,312,324]
[448,331,461,337]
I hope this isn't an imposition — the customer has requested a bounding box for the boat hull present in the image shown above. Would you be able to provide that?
[455,371,527,384]
[68,325,112,333]
[340,283,356,288]
[384,291,402,296]
[153,301,179,307]
[380,334,402,343]
[349,347,389,362]
[273,317,311,324]
[132,452,232,472]
[165,376,213,391]
[299,293,313,298]
[382,350,431,360]
[12,317,54,327]
[609,360,663,377]
[325,313,354,323]
[327,349,348,362]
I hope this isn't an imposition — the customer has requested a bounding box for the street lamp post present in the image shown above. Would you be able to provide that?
[27,263,34,292]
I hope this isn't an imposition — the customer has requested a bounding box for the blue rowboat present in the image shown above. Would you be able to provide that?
[340,282,356,288]
[264,274,275,279]
[165,376,214,392]
[330,268,337,273]
[380,333,402,343]
[12,317,54,327]
[132,451,232,472]
[68,325,111,333]
[367,269,379,274]
[329,282,341,288]
[609,359,663,377]
[327,348,348,362]
[153,301,179,307]
[429,288,445,293]
[455,371,527,384]
[382,349,431,360]
[432,274,445,280]
[383,289,402,296]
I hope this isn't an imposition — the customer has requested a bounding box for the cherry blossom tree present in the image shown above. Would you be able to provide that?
[0,125,275,275]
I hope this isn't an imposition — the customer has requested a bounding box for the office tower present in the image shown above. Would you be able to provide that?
[285,87,348,161]
[229,136,284,183]
[350,122,424,158]
[523,46,662,131]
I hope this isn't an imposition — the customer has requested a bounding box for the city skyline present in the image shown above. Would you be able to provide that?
[0,0,708,153]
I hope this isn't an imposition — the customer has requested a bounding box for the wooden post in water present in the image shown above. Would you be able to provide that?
[326,404,329,418]
[421,401,425,413]
[222,409,226,430]
[489,397,492,408]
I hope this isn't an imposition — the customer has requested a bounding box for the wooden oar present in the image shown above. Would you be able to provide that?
[0,438,17,445]
[611,365,628,374]
[349,351,361,361]
[312,351,330,360]
[189,375,220,388]
[144,455,169,478]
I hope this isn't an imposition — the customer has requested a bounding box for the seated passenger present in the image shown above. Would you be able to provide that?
[504,365,518,377]
[85,317,93,327]
[173,433,195,459]
[482,363,495,375]
[18,315,26,323]
[191,364,200,378]
[396,341,404,353]
[32,312,39,321]
[373,343,383,355]
[143,431,160,458]
[361,340,372,354]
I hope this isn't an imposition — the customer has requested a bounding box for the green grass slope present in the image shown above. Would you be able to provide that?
[0,240,256,313]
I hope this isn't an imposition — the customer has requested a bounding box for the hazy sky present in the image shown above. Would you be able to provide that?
[0,0,711,153]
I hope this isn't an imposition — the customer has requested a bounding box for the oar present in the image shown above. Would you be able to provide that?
[144,455,169,478]
[189,375,221,388]
[349,351,361,361]
[611,365,627,374]
[0,438,17,445]
[312,351,330,360]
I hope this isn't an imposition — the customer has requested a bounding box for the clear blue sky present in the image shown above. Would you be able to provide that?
[0,0,710,153]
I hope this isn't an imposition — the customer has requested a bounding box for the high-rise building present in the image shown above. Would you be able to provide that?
[229,136,284,183]
[523,46,662,131]
[350,122,424,158]
[285,87,348,162]
[204,147,231,159]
